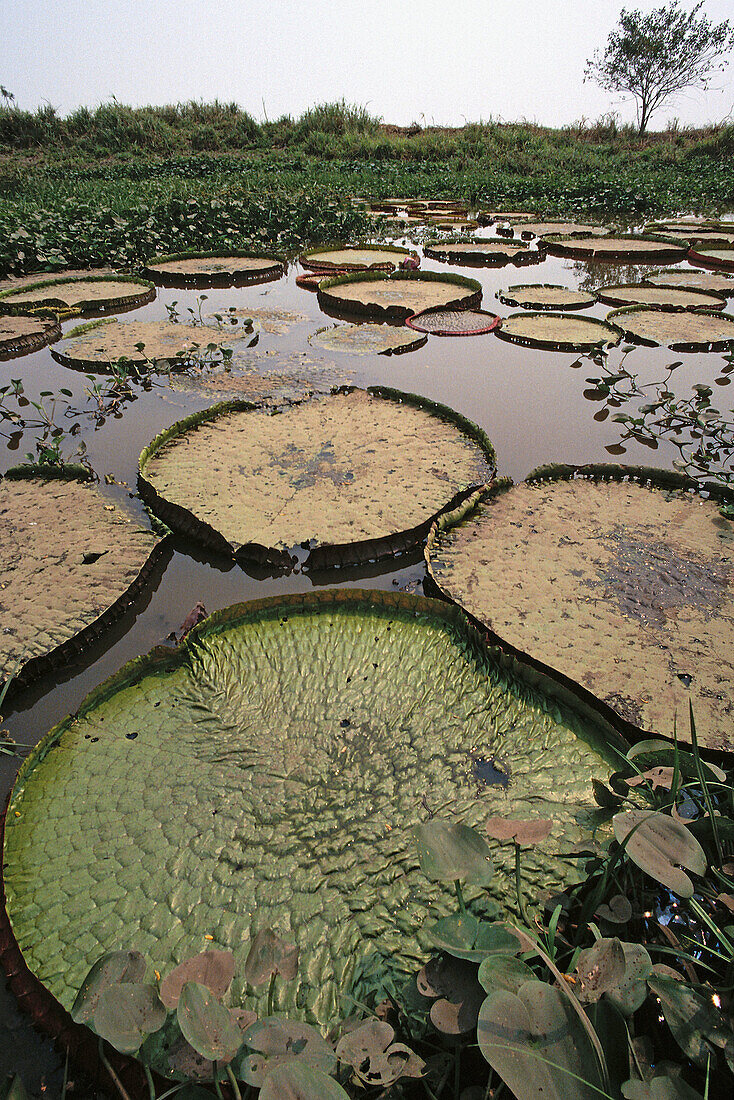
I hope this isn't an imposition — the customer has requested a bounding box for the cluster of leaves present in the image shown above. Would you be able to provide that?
[580,346,734,487]
[60,713,734,1100]
[0,194,367,277]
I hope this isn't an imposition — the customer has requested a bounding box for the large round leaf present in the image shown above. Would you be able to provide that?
[3,589,619,1026]
[316,271,481,320]
[138,387,496,569]
[426,468,734,748]
[0,275,155,316]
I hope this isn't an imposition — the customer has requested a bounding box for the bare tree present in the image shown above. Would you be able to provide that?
[585,2,734,134]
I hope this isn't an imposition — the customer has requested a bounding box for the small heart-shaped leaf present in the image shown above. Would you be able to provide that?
[93,982,167,1055]
[160,949,235,1009]
[177,982,242,1064]
[71,950,146,1024]
[574,938,626,1003]
[427,914,521,961]
[613,811,706,897]
[244,929,299,986]
[258,1063,349,1100]
[415,820,494,885]
[240,1017,336,1086]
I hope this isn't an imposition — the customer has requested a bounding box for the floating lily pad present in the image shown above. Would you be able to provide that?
[0,313,61,360]
[144,252,284,287]
[687,243,734,271]
[309,324,427,356]
[496,285,597,311]
[644,225,734,246]
[494,312,622,351]
[317,271,481,320]
[606,306,734,350]
[296,270,349,291]
[543,235,687,262]
[0,276,155,317]
[645,268,734,296]
[50,318,255,372]
[139,387,495,570]
[0,468,165,690]
[420,218,479,232]
[477,211,536,225]
[425,467,734,747]
[406,308,500,336]
[515,222,609,239]
[423,239,543,266]
[2,587,622,1028]
[300,244,416,272]
[595,285,725,310]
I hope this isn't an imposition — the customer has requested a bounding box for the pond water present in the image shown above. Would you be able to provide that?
[1,230,732,1090]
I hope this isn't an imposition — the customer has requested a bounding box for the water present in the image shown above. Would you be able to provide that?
[1,235,732,1090]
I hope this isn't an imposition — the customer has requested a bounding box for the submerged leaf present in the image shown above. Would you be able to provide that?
[244,929,299,987]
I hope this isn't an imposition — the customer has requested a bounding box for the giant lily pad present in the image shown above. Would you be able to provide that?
[138,387,495,569]
[0,313,61,360]
[2,588,622,1028]
[645,269,734,297]
[543,235,687,262]
[406,308,500,336]
[0,467,166,690]
[308,323,427,356]
[144,251,284,286]
[595,285,725,310]
[606,306,734,350]
[423,239,543,266]
[687,243,734,271]
[494,313,622,351]
[477,211,536,225]
[0,276,155,317]
[299,245,416,272]
[644,225,734,246]
[317,271,481,320]
[496,285,597,311]
[515,221,609,239]
[425,467,734,747]
[50,318,257,372]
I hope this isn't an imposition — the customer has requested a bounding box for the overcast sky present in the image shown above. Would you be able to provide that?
[3,0,734,130]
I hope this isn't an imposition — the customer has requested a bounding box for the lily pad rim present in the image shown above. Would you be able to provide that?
[0,310,62,358]
[145,248,286,269]
[643,267,734,295]
[594,284,727,311]
[542,233,688,259]
[0,274,156,315]
[316,268,483,319]
[406,307,501,336]
[299,241,417,271]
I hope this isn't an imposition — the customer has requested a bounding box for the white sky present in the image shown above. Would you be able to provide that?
[3,0,734,130]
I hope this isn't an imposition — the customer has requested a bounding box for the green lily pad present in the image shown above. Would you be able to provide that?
[71,949,147,1024]
[543,235,687,262]
[515,222,609,239]
[425,468,734,748]
[496,285,596,311]
[423,239,543,266]
[308,323,427,356]
[50,318,255,372]
[300,244,416,271]
[495,312,622,351]
[613,811,706,898]
[317,270,481,320]
[144,251,284,286]
[0,276,155,317]
[427,914,522,961]
[645,268,734,296]
[0,468,166,691]
[478,955,536,995]
[606,305,734,350]
[3,588,621,1027]
[239,1018,336,1085]
[687,243,734,271]
[0,313,61,360]
[138,387,496,570]
[415,820,494,885]
[94,981,167,1055]
[177,981,242,1063]
[594,285,726,310]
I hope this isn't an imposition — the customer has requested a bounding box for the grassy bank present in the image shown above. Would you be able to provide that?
[0,100,732,277]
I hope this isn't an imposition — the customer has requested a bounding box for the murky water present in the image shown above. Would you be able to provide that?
[1,234,732,1090]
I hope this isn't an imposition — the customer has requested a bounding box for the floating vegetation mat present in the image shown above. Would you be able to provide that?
[0,276,155,317]
[2,587,621,1026]
[0,468,165,690]
[606,306,734,350]
[645,268,734,296]
[300,245,415,272]
[144,252,284,286]
[139,387,495,570]
[50,318,256,372]
[543,235,687,262]
[513,222,609,239]
[494,312,622,351]
[423,239,542,266]
[309,323,427,356]
[317,271,481,320]
[426,468,734,748]
[496,284,596,311]
[406,309,501,337]
[687,244,734,271]
[594,284,725,310]
[0,313,61,360]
